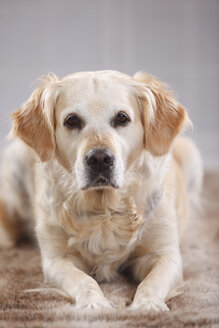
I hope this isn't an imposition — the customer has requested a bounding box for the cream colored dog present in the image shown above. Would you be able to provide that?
[0,71,202,312]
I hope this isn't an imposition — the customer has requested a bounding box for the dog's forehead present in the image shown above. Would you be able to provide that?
[56,74,135,115]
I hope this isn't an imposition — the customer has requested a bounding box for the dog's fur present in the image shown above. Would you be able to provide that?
[0,71,202,312]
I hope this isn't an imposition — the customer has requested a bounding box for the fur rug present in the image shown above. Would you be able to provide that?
[0,173,218,328]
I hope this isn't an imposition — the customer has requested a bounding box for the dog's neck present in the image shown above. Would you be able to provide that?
[43,151,169,224]
[75,188,124,216]
[73,151,169,221]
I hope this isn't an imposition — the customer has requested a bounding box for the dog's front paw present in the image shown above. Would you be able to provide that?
[76,293,115,310]
[129,296,169,314]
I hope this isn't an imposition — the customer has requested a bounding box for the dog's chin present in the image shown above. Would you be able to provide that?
[81,176,119,191]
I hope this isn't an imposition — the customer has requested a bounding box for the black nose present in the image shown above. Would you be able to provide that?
[85,148,114,172]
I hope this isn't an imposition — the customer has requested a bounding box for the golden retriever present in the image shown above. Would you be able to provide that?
[0,71,203,312]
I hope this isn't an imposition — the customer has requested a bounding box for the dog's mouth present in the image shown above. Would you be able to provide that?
[82,175,119,190]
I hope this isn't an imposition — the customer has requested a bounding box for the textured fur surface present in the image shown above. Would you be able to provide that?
[0,174,218,327]
[0,71,203,313]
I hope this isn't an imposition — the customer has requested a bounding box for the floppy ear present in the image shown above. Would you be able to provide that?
[134,72,190,156]
[11,74,59,162]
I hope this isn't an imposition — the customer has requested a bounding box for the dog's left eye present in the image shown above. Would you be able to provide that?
[111,112,130,127]
[64,114,83,130]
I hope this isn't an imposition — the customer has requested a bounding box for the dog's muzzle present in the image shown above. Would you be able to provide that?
[83,148,118,189]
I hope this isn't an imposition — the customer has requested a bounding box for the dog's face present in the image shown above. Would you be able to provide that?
[54,72,144,190]
[12,71,188,191]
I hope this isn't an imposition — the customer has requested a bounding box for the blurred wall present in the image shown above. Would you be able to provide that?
[0,0,218,170]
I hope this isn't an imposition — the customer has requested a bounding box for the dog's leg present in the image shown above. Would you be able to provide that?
[0,199,19,247]
[37,224,114,310]
[130,250,182,312]
[129,210,183,313]
[173,136,203,202]
[0,141,35,247]
[41,255,114,309]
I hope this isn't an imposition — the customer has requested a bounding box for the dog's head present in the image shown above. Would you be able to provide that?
[12,70,188,190]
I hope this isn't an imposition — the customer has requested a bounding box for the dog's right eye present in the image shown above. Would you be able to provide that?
[111,111,130,128]
[64,114,83,130]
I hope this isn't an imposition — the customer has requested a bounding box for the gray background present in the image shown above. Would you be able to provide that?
[0,0,218,170]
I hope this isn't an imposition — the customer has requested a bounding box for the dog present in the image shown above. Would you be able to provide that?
[0,70,203,312]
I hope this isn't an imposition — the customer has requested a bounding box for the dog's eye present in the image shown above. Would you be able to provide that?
[112,112,130,127]
[64,114,83,130]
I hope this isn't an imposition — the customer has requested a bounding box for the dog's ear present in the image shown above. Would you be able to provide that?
[134,72,190,156]
[11,74,60,162]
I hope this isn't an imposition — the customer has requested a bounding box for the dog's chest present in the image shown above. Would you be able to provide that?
[66,204,144,280]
